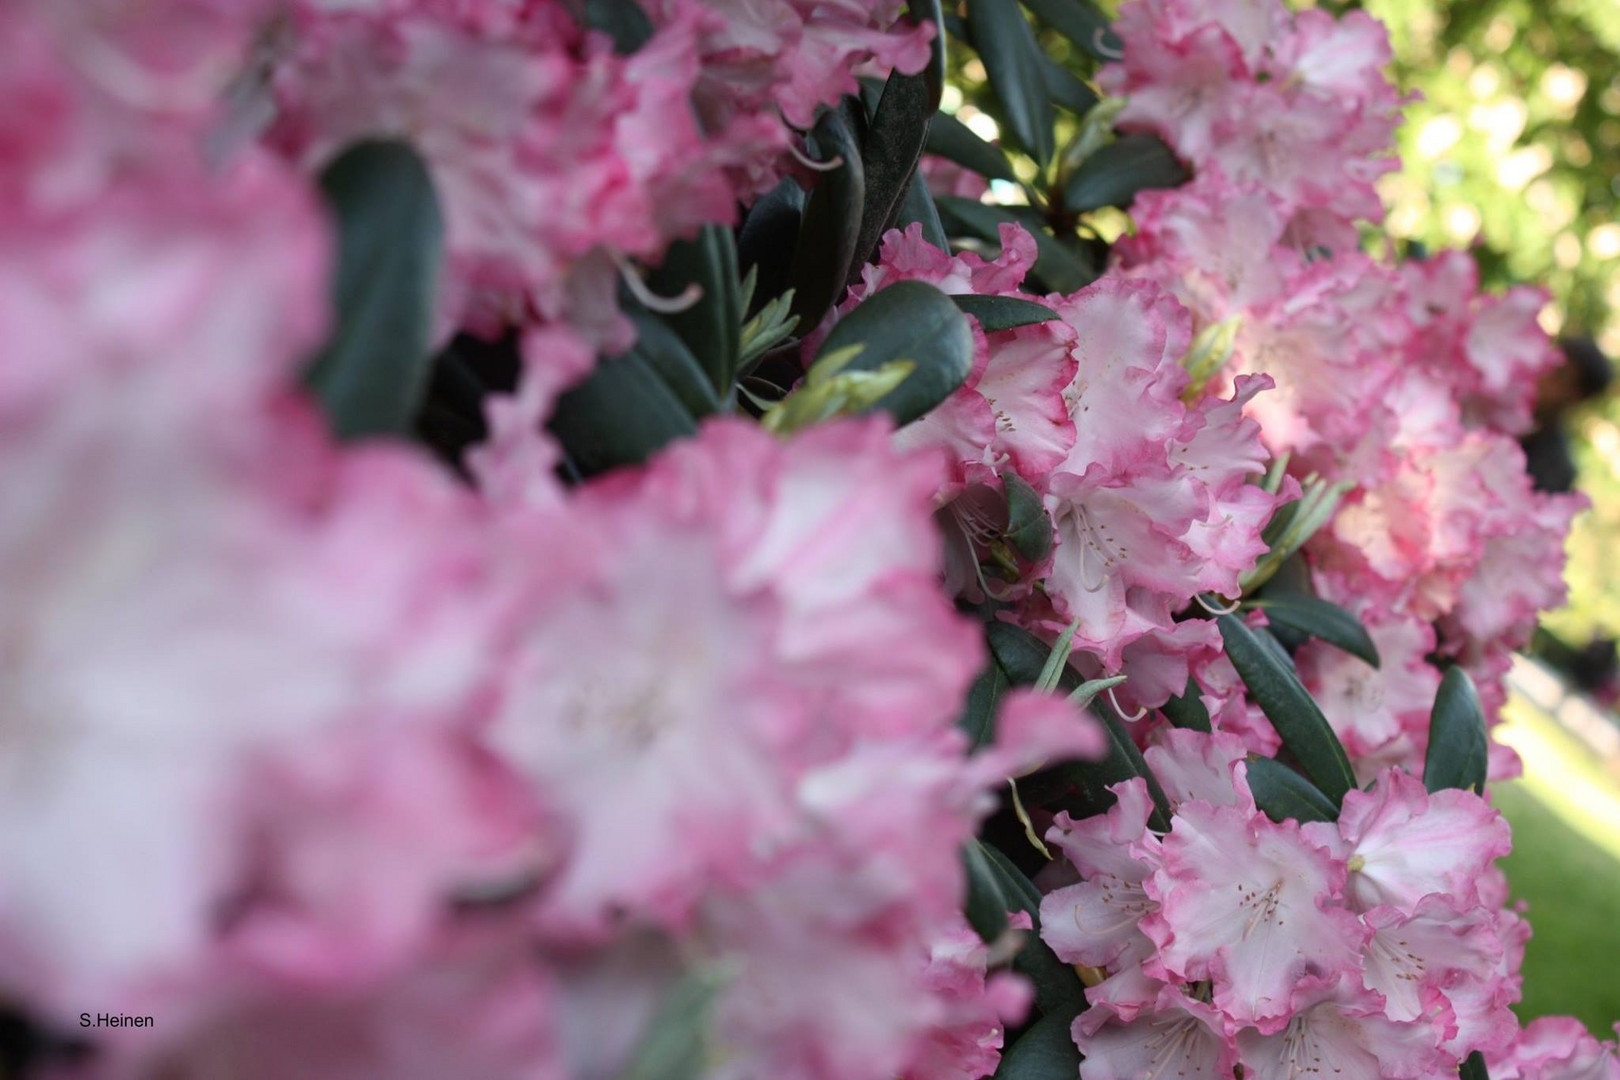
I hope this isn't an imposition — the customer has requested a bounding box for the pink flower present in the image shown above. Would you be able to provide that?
[1141,800,1366,1030]
[1491,1017,1620,1080]
[1074,985,1237,1080]
[1303,768,1512,914]
[1234,973,1449,1080]
[486,417,982,929]
[1040,780,1161,974]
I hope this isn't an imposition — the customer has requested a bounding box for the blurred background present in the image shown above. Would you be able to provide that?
[1363,0,1620,1037]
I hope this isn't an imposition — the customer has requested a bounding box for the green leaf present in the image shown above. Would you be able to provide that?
[976,843,1088,1015]
[924,111,1018,182]
[1425,667,1489,796]
[814,280,974,425]
[1003,472,1054,562]
[994,1009,1081,1080]
[966,0,1056,164]
[958,662,1010,749]
[788,104,866,331]
[622,308,722,420]
[305,140,445,441]
[737,178,805,317]
[1041,54,1100,115]
[963,841,1013,941]
[951,294,1061,333]
[936,196,1099,292]
[615,969,723,1080]
[1161,677,1212,732]
[647,226,742,398]
[1248,595,1380,668]
[1247,757,1341,825]
[548,351,696,475]
[910,0,947,110]
[984,622,1173,830]
[1019,0,1122,60]
[1063,132,1189,213]
[1217,613,1356,806]
[584,0,654,53]
[1460,1050,1491,1080]
[896,171,951,251]
[853,69,937,283]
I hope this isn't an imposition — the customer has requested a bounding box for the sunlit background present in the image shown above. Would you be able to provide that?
[1360,0,1620,1036]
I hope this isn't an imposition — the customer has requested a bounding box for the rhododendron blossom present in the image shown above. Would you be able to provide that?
[0,0,1604,1075]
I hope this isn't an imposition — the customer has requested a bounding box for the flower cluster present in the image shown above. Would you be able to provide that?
[1041,733,1521,1079]
[2,0,1613,1076]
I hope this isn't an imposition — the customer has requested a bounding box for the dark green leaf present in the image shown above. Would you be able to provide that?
[1019,0,1122,60]
[958,662,1010,749]
[1249,595,1380,668]
[815,280,974,425]
[737,178,805,317]
[1041,55,1100,114]
[1003,472,1055,562]
[648,226,741,398]
[584,0,654,53]
[615,969,722,1080]
[548,351,696,475]
[951,294,1061,333]
[977,843,1087,1015]
[1247,757,1340,825]
[1063,132,1189,213]
[910,0,947,110]
[1160,677,1212,732]
[993,1009,1081,1080]
[896,172,951,250]
[1425,667,1488,795]
[622,308,722,419]
[984,622,1172,830]
[305,140,445,441]
[966,0,1056,164]
[925,111,1018,182]
[788,104,866,330]
[1217,614,1356,806]
[963,842,1012,941]
[936,196,1099,292]
[853,69,936,283]
[1461,1050,1491,1080]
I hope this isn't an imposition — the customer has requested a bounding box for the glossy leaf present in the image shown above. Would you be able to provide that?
[1249,594,1380,668]
[963,841,1012,942]
[737,178,805,316]
[977,843,1087,1015]
[622,308,722,419]
[985,622,1173,830]
[1217,613,1356,806]
[1003,472,1054,562]
[966,0,1056,164]
[925,111,1018,182]
[305,140,445,441]
[648,226,741,397]
[1160,677,1212,732]
[951,294,1060,333]
[1020,0,1123,60]
[897,172,951,250]
[854,69,936,282]
[1247,757,1340,825]
[911,0,947,109]
[1063,132,1190,213]
[1461,1050,1491,1080]
[814,280,974,425]
[993,1009,1082,1080]
[788,104,865,330]
[549,351,696,475]
[958,662,1010,749]
[1041,54,1100,115]
[1424,667,1489,796]
[584,0,654,53]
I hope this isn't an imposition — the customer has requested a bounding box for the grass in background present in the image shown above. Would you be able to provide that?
[1493,699,1620,1035]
